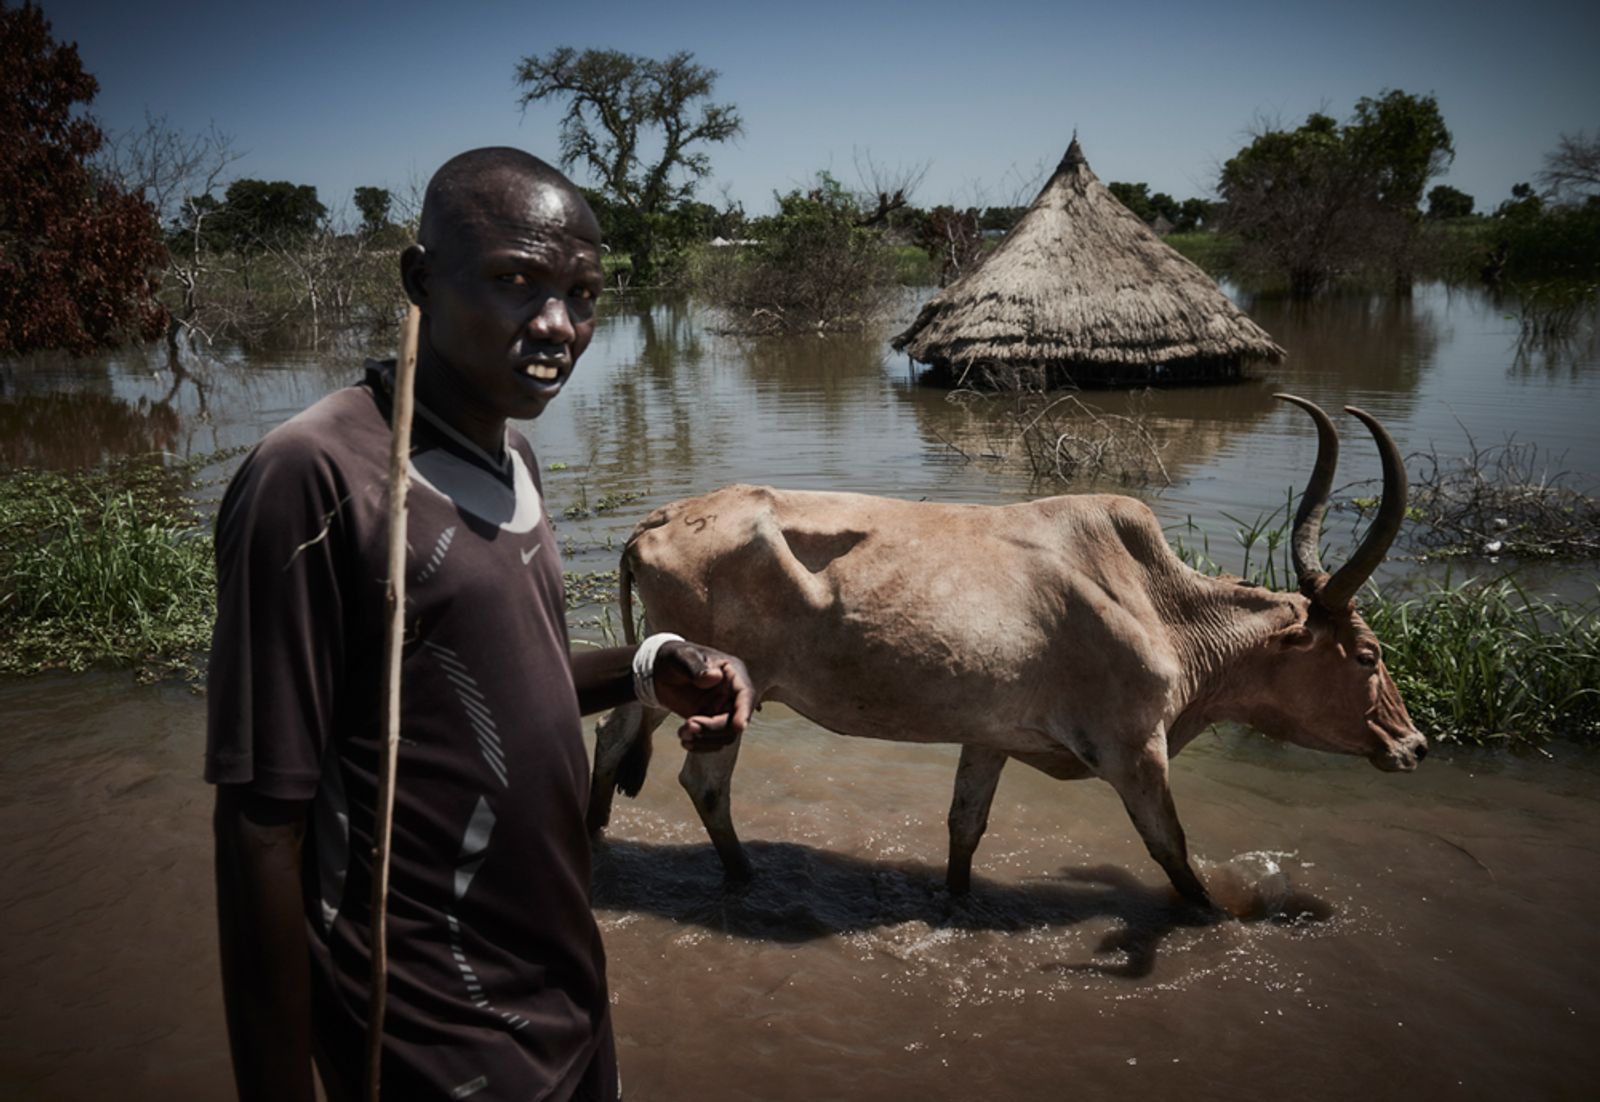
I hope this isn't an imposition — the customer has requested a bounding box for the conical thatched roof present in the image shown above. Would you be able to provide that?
[893,139,1285,385]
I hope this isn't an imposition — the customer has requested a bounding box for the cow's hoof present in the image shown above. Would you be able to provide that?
[1175,894,1228,924]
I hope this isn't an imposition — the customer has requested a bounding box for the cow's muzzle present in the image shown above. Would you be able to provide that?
[1370,730,1429,772]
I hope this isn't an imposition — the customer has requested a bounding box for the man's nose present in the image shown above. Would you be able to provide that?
[528,294,575,343]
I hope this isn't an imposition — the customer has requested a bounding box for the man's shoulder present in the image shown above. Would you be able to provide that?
[246,379,386,477]
[221,380,385,525]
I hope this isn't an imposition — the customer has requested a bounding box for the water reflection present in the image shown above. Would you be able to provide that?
[0,391,182,468]
[1240,286,1441,398]
[1,284,1594,560]
[895,380,1293,494]
[1512,321,1600,379]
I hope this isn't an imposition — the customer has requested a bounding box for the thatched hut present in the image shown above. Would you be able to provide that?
[893,139,1285,388]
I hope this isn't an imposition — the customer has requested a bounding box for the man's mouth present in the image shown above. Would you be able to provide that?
[520,358,567,382]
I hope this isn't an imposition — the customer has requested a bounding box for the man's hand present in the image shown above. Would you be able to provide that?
[651,641,755,751]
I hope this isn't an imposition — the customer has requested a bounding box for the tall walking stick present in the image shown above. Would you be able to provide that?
[366,302,420,1101]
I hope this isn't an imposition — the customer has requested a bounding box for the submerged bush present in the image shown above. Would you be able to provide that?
[0,459,220,679]
[690,172,899,334]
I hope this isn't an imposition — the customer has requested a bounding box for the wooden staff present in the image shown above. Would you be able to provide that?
[366,302,421,1101]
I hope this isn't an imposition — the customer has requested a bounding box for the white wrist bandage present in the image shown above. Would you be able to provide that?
[632,632,685,710]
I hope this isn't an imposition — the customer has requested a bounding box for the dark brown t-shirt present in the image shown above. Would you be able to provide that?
[206,365,611,1101]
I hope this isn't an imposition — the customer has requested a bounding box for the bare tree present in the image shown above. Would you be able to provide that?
[100,112,242,231]
[998,158,1049,209]
[851,148,928,228]
[1537,129,1600,202]
[515,47,742,279]
[100,114,242,345]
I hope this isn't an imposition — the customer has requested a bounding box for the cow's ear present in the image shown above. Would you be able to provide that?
[1278,624,1315,649]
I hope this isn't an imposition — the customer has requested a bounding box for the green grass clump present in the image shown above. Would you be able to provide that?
[0,459,218,680]
[1366,580,1600,747]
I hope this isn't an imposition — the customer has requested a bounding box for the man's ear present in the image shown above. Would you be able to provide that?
[400,243,429,307]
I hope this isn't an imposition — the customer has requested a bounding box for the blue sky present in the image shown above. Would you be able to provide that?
[40,0,1600,221]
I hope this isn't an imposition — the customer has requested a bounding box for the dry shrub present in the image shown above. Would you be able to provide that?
[942,387,1171,486]
[1402,434,1600,560]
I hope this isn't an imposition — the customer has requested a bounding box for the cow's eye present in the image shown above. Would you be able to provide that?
[1356,649,1379,668]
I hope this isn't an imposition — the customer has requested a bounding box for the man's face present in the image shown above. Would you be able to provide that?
[423,179,603,421]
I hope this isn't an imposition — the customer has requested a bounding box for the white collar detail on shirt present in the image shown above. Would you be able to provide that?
[407,445,543,534]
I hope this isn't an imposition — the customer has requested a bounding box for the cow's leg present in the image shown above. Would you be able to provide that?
[946,745,1008,895]
[679,734,754,882]
[1103,741,1213,908]
[588,702,670,837]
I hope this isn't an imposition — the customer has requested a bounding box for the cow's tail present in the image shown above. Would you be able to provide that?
[613,539,653,798]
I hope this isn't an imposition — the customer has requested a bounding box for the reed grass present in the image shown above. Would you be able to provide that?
[1364,579,1600,747]
[0,458,220,679]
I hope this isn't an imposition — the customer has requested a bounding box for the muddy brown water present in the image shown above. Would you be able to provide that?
[3,283,1599,1099]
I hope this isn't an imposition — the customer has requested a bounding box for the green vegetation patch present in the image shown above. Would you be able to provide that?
[0,458,224,680]
[1367,581,1600,747]
[561,489,644,521]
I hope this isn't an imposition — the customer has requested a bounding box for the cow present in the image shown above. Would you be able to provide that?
[587,395,1424,908]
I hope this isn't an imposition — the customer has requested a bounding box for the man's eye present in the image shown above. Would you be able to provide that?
[571,285,597,301]
[498,273,528,286]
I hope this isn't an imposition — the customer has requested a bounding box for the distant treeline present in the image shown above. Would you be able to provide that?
[5,1,1597,356]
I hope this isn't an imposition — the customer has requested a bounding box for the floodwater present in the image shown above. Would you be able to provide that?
[3,283,1599,1099]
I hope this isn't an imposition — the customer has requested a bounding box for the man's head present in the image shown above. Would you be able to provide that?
[402,148,603,423]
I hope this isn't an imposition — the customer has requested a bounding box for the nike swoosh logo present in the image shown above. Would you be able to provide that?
[520,544,541,565]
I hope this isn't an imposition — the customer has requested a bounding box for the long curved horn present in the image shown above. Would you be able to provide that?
[1319,405,1407,610]
[1275,393,1339,585]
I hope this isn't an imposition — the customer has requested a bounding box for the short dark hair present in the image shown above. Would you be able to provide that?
[418,147,595,249]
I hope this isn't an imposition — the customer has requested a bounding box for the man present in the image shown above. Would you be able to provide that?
[207,147,753,1102]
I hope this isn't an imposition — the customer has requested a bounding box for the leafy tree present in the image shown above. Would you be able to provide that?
[1107,181,1156,223]
[1496,182,1543,221]
[210,178,326,252]
[1426,184,1474,220]
[1107,182,1194,231]
[1484,173,1600,287]
[353,185,391,236]
[695,171,897,332]
[1218,91,1453,296]
[514,47,742,281]
[1177,197,1215,232]
[1346,90,1455,212]
[0,1,168,354]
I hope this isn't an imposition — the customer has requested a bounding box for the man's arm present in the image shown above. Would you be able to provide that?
[571,641,755,750]
[570,646,639,717]
[213,786,317,1102]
